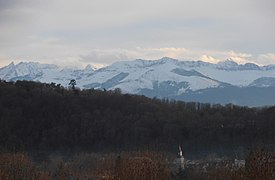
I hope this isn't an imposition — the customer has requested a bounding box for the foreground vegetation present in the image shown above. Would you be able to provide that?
[0,150,275,179]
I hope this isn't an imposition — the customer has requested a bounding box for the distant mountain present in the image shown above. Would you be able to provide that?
[0,61,95,85]
[1,57,275,106]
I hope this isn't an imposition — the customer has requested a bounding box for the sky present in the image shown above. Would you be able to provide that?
[0,0,274,68]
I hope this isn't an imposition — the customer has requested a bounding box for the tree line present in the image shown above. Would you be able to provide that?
[0,80,274,157]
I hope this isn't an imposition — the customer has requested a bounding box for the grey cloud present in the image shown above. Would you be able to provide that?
[0,0,274,66]
[78,48,275,67]
[0,0,19,10]
[79,50,132,64]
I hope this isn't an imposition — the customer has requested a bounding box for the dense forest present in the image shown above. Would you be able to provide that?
[0,79,275,157]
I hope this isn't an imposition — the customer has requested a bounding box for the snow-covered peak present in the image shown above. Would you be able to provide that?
[241,63,260,70]
[216,59,239,70]
[0,61,59,81]
[8,61,15,67]
[1,58,275,91]
[159,57,178,63]
[84,64,93,70]
[263,64,275,71]
[0,62,16,72]
[216,60,262,71]
[0,62,17,79]
[181,60,213,68]
[16,61,58,69]
[0,62,15,70]
[1,58,275,106]
[249,77,275,87]
[14,62,59,80]
[109,57,181,72]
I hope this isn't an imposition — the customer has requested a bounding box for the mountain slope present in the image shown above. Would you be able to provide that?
[1,57,275,106]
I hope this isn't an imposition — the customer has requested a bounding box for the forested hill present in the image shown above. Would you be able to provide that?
[0,80,275,156]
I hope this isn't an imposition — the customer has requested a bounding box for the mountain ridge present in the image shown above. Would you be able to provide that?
[1,57,275,106]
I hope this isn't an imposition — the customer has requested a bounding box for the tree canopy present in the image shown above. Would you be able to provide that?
[0,80,274,157]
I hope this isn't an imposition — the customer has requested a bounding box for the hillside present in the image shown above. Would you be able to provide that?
[0,80,275,156]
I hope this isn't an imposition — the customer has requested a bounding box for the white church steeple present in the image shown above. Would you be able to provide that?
[178,145,185,169]
[178,145,183,157]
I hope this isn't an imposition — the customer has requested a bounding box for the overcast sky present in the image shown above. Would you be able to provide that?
[0,0,274,68]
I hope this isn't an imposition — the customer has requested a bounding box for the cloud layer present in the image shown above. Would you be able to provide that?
[0,0,274,67]
[78,48,275,67]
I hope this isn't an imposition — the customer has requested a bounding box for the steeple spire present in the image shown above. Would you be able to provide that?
[178,145,185,169]
[178,145,183,157]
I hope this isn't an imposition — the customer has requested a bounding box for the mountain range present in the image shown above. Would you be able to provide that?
[1,57,275,107]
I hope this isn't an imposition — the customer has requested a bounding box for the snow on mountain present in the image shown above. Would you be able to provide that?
[189,60,275,87]
[1,58,275,98]
[216,59,239,70]
[0,61,58,81]
[76,57,222,94]
[0,62,17,80]
[0,62,96,86]
[249,77,275,87]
